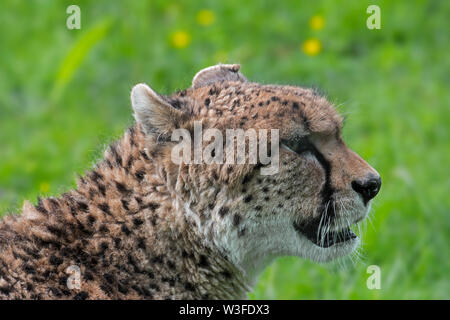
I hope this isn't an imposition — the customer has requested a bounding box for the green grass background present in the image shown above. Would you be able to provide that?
[0,0,448,299]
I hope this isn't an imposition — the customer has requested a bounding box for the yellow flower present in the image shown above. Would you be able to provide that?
[302,38,322,56]
[309,15,325,30]
[170,30,191,49]
[196,9,215,26]
[39,182,50,193]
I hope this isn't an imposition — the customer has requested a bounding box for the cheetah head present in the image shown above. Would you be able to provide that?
[130,64,381,278]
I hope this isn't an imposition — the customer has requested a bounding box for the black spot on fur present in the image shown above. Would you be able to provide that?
[87,215,96,225]
[184,282,195,292]
[23,247,41,259]
[140,150,150,161]
[91,170,103,182]
[97,183,106,196]
[125,156,134,172]
[73,291,89,300]
[114,238,121,248]
[98,203,111,216]
[137,237,146,250]
[105,159,113,169]
[22,264,36,275]
[100,284,114,295]
[244,195,253,203]
[198,255,209,268]
[121,224,131,236]
[242,174,252,185]
[149,283,160,291]
[48,198,60,210]
[219,206,229,217]
[115,181,130,195]
[204,98,210,107]
[151,255,163,264]
[147,202,160,211]
[35,198,47,214]
[118,282,129,294]
[233,214,241,226]
[0,286,11,295]
[109,144,123,167]
[133,218,144,227]
[46,225,68,239]
[84,272,94,281]
[49,255,63,266]
[77,201,89,212]
[132,285,143,295]
[104,273,115,284]
[134,170,145,182]
[208,86,219,96]
[167,260,176,270]
[170,99,182,109]
[100,242,109,252]
[49,287,62,297]
[121,199,130,211]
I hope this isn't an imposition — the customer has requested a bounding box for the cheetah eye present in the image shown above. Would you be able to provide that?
[281,137,314,155]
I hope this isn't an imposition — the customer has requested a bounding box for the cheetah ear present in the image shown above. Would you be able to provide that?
[192,64,247,88]
[131,83,186,136]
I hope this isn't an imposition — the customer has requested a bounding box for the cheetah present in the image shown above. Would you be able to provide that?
[0,64,381,299]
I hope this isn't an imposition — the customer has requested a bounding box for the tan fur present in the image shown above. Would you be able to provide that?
[0,64,379,299]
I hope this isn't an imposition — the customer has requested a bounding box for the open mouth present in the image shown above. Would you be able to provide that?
[293,220,357,248]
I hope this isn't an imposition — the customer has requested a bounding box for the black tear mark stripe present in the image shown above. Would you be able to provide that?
[308,146,335,219]
[286,139,335,219]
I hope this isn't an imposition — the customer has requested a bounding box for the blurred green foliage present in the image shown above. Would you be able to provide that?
[0,0,448,299]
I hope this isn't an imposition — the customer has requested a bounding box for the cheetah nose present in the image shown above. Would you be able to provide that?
[351,174,381,204]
